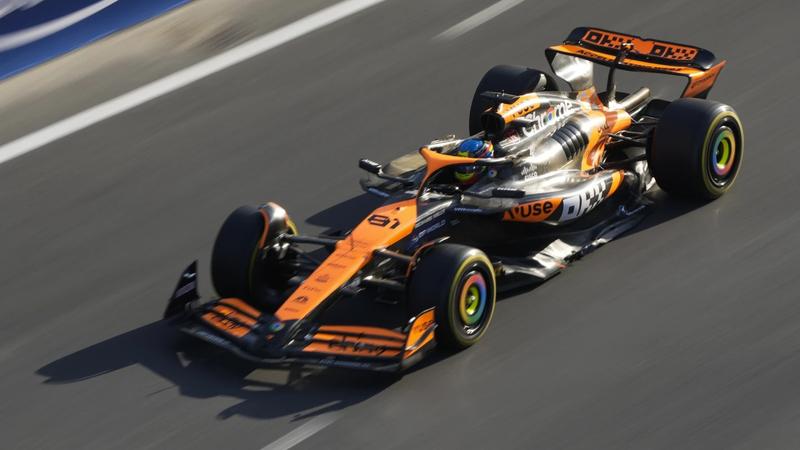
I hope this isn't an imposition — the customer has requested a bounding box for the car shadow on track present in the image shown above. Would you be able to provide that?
[304,193,384,235]
[36,321,400,422]
[623,188,706,237]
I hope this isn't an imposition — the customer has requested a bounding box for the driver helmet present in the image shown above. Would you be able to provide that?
[454,139,494,184]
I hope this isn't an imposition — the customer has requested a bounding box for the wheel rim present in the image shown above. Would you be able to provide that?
[457,270,488,334]
[707,124,738,187]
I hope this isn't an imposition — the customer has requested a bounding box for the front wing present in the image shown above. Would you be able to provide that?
[164,264,437,372]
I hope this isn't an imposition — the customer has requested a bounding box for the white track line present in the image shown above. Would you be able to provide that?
[0,0,119,51]
[435,0,525,41]
[260,413,340,450]
[0,0,387,166]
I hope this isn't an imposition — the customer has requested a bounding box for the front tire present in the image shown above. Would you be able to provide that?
[648,98,744,200]
[408,244,496,350]
[210,203,297,306]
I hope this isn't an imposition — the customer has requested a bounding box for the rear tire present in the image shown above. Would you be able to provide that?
[211,203,297,305]
[408,244,496,350]
[648,98,744,200]
[469,65,559,135]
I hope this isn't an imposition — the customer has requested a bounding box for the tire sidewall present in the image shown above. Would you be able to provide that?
[443,251,496,347]
[211,206,265,300]
[699,111,744,197]
[409,244,497,349]
[211,203,295,301]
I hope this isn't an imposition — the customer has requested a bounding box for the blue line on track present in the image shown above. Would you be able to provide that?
[0,0,192,80]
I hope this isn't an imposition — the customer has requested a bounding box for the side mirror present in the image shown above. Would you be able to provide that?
[359,159,382,175]
[491,188,526,198]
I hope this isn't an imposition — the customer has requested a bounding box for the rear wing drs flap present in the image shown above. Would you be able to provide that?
[546,27,726,98]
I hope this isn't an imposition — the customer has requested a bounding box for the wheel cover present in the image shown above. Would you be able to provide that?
[458,270,488,332]
[707,124,738,187]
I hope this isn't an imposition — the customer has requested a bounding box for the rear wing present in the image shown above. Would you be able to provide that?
[545,27,726,98]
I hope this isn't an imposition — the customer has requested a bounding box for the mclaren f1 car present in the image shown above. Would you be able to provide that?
[164,27,744,371]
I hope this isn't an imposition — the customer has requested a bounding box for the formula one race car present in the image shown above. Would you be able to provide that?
[164,28,743,371]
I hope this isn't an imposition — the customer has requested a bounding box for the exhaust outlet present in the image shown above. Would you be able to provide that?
[616,87,650,113]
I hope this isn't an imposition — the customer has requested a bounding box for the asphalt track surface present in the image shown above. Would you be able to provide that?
[2,1,800,449]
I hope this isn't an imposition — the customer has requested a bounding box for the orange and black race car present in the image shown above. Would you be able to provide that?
[163,27,744,371]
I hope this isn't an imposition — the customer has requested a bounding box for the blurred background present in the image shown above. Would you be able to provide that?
[1,1,799,449]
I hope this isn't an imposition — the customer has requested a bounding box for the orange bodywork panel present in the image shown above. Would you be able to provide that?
[316,325,407,341]
[683,61,726,98]
[305,333,403,358]
[502,170,624,224]
[301,341,402,359]
[494,93,542,126]
[219,297,262,319]
[201,313,249,338]
[419,147,478,186]
[608,170,624,196]
[576,109,633,171]
[301,320,438,361]
[201,312,250,338]
[275,199,418,321]
[404,307,436,359]
[302,310,436,361]
[575,28,699,62]
[576,86,603,108]
[503,198,563,223]
[303,324,408,360]
[199,298,265,339]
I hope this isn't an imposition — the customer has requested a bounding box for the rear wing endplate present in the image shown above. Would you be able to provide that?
[546,27,726,98]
